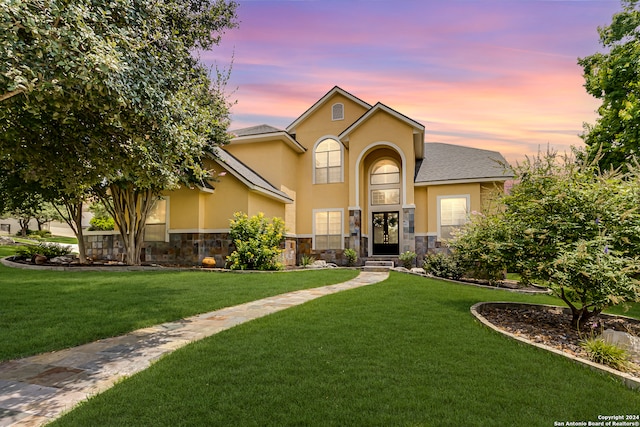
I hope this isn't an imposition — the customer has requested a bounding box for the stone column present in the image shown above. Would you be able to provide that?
[402,207,415,253]
[348,209,362,258]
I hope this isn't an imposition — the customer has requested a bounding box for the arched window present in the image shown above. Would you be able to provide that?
[370,159,400,185]
[314,139,342,184]
[370,159,400,205]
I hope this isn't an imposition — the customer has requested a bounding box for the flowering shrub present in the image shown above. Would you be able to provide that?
[451,150,640,329]
[226,212,285,271]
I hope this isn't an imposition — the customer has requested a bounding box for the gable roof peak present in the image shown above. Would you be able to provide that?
[286,86,372,133]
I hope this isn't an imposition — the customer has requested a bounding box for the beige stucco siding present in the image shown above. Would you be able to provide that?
[164,186,202,230]
[293,93,369,144]
[248,192,286,220]
[426,183,482,234]
[225,140,299,190]
[345,110,417,207]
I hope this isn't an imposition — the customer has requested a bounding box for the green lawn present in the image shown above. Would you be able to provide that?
[0,256,358,361]
[11,235,78,245]
[51,272,639,427]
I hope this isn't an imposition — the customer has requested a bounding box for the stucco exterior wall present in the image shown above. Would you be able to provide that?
[426,183,482,234]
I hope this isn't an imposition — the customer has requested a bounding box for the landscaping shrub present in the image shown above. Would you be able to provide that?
[300,254,316,268]
[227,212,285,271]
[344,248,357,267]
[89,216,115,231]
[16,242,72,259]
[423,252,464,280]
[580,338,630,371]
[398,250,416,269]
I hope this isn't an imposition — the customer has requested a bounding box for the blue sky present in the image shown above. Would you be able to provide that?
[202,0,622,161]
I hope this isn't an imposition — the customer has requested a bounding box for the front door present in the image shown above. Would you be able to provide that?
[372,212,399,255]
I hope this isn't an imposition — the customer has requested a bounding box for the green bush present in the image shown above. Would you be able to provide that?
[423,252,464,280]
[300,254,316,268]
[398,251,416,269]
[89,216,115,231]
[580,338,629,371]
[226,212,285,271]
[343,248,357,267]
[16,242,72,259]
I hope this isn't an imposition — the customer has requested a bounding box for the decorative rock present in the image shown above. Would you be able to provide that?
[49,256,74,264]
[311,260,327,268]
[0,236,15,245]
[411,267,426,275]
[393,267,409,272]
[202,257,216,268]
[600,329,640,358]
[33,254,47,265]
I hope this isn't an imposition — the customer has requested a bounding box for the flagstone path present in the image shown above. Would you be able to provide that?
[0,271,389,426]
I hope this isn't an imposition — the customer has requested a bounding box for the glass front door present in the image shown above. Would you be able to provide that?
[372,211,399,255]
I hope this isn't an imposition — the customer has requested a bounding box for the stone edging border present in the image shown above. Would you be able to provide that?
[470,301,640,391]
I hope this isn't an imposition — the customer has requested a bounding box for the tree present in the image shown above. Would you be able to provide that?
[579,0,640,171]
[452,150,640,329]
[1,0,238,265]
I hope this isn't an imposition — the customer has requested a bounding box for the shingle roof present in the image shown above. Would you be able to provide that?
[230,124,284,137]
[415,143,513,184]
[210,147,293,203]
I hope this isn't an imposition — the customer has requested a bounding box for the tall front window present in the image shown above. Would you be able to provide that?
[370,159,400,205]
[314,210,342,250]
[438,195,469,240]
[145,198,167,242]
[314,139,342,184]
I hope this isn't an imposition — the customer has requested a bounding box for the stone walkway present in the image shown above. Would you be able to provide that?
[0,271,388,427]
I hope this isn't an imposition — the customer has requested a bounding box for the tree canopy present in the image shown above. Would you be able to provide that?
[452,151,640,329]
[1,0,238,264]
[580,0,640,170]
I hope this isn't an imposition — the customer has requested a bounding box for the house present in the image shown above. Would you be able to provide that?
[85,86,512,266]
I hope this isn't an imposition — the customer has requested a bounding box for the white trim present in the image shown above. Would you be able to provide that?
[339,102,424,141]
[348,206,361,211]
[286,86,371,133]
[83,230,120,236]
[354,141,408,209]
[436,194,470,240]
[415,177,510,187]
[230,132,306,153]
[168,228,230,234]
[414,232,433,237]
[312,136,344,184]
[196,185,215,194]
[312,208,345,250]
[292,234,314,238]
[402,204,416,209]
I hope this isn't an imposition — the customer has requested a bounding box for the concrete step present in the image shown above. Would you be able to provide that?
[364,260,395,272]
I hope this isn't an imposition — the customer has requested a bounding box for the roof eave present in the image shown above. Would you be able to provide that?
[230,132,306,153]
[414,176,513,186]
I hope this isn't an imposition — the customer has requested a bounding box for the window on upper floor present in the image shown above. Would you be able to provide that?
[332,103,344,121]
[370,159,400,185]
[314,139,342,184]
[437,195,470,240]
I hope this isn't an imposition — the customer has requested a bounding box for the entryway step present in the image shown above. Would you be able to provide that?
[364,260,395,272]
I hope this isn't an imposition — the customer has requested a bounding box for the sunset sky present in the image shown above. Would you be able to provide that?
[201,0,622,162]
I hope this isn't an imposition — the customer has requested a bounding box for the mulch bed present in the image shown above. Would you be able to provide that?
[480,304,640,378]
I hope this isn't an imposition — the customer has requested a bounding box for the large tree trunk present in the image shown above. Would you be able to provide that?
[100,183,157,266]
[55,199,87,263]
[18,217,30,237]
[559,287,603,330]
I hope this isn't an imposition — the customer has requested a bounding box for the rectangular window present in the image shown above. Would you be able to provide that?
[314,210,343,250]
[438,196,469,240]
[144,199,167,242]
[371,189,400,205]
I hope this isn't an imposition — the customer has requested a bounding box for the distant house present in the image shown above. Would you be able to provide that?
[85,86,512,266]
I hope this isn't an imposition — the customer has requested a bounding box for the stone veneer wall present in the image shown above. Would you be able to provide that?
[86,231,445,268]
